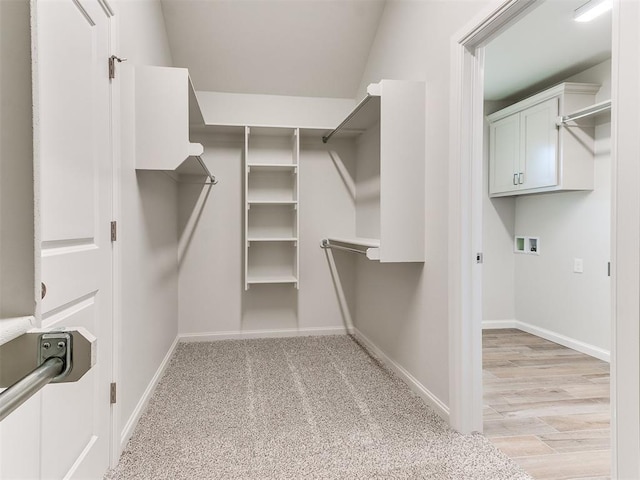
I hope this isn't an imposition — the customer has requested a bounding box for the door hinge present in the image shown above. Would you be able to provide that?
[476,252,484,264]
[110,221,117,242]
[108,55,127,80]
[110,382,117,404]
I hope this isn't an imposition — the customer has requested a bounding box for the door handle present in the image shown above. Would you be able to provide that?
[513,173,518,186]
[519,172,524,184]
[41,282,47,299]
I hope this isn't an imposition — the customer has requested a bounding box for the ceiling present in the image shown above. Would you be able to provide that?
[160,0,386,99]
[484,0,612,101]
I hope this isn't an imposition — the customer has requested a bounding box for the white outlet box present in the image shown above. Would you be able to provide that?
[574,258,584,273]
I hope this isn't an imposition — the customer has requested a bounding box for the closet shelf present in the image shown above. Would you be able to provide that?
[557,99,611,125]
[247,163,297,172]
[246,274,298,286]
[248,200,297,206]
[322,85,382,143]
[321,237,381,261]
[247,237,297,242]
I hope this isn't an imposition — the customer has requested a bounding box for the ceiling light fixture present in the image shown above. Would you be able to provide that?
[574,0,612,22]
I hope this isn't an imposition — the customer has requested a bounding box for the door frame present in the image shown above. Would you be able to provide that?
[448,0,640,477]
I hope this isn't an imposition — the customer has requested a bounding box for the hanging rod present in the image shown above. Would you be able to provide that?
[159,156,219,185]
[194,156,219,185]
[322,94,375,144]
[321,239,366,256]
[0,357,64,422]
[557,100,611,126]
[320,238,380,260]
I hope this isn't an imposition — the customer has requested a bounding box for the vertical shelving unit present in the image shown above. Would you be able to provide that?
[244,127,300,290]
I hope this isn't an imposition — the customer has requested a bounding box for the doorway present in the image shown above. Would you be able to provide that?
[449,0,640,477]
[480,1,612,477]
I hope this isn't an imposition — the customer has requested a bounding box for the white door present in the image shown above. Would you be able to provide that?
[520,97,559,190]
[35,0,113,478]
[489,113,520,194]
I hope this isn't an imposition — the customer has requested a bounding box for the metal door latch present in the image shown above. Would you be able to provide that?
[109,55,127,80]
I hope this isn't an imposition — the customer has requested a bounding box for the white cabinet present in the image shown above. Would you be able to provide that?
[488,83,600,197]
[244,127,299,289]
[321,80,426,263]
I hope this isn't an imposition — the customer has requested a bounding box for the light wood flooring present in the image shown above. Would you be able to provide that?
[483,329,610,480]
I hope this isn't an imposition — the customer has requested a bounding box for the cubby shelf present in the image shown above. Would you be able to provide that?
[246,275,298,285]
[247,200,298,206]
[244,126,300,290]
[247,237,298,242]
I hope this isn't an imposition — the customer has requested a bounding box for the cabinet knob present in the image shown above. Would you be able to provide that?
[41,282,47,300]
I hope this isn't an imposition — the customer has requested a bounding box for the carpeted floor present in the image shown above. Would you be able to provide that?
[107,336,531,479]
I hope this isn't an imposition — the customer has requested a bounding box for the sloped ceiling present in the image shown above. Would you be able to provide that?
[160,0,386,98]
[485,0,611,101]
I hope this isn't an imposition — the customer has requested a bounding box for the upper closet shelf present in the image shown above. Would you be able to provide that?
[132,65,206,174]
[557,99,611,125]
[322,83,382,143]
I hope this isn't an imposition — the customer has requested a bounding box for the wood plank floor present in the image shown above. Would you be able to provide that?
[483,329,611,480]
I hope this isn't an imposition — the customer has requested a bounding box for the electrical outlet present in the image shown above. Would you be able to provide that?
[573,258,584,273]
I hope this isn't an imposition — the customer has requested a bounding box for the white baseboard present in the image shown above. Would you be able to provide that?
[179,326,351,342]
[351,328,449,422]
[482,319,610,362]
[120,335,180,450]
[482,319,518,330]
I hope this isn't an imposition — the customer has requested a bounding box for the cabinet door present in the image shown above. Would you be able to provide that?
[489,114,520,195]
[520,97,559,190]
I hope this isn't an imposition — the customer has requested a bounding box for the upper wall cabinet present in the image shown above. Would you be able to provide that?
[322,80,426,263]
[488,82,600,197]
[130,66,204,172]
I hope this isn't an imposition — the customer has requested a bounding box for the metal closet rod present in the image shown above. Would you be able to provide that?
[194,156,218,185]
[558,100,612,125]
[322,94,374,144]
[320,239,367,256]
[0,357,64,422]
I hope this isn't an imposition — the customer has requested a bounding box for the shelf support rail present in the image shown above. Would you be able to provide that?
[557,100,612,126]
[322,94,373,144]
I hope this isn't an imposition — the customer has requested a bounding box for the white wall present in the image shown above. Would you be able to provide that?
[0,0,35,319]
[196,91,355,129]
[482,101,516,324]
[512,61,611,354]
[178,133,357,338]
[114,0,180,448]
[351,0,492,412]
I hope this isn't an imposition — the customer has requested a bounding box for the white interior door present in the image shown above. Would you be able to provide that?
[35,0,113,477]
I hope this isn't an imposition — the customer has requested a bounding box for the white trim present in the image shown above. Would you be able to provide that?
[179,326,351,342]
[352,328,449,422]
[109,9,122,469]
[62,435,97,480]
[482,320,610,362]
[481,319,518,330]
[448,0,562,435]
[610,1,640,477]
[119,336,179,450]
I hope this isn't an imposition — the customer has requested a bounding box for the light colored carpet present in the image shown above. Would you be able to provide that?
[107,336,531,479]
